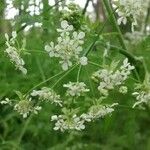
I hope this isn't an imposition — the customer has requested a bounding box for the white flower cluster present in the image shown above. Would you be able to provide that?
[5,31,27,74]
[45,20,88,70]
[63,82,89,97]
[114,0,149,31]
[1,97,41,118]
[31,87,62,107]
[51,114,85,132]
[51,103,117,132]
[132,91,150,108]
[92,58,134,96]
[81,103,118,121]
[14,98,42,118]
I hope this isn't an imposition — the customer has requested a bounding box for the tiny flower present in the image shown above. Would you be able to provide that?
[5,31,27,74]
[14,98,41,118]
[119,86,128,94]
[63,82,89,97]
[87,103,118,120]
[14,98,33,118]
[0,98,12,105]
[79,56,88,66]
[45,20,86,70]
[33,106,42,114]
[31,87,63,107]
[51,114,86,132]
[92,58,134,96]
[114,0,149,31]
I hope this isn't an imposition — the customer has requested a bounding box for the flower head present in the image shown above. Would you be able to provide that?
[92,58,134,96]
[63,82,89,97]
[14,98,41,118]
[31,87,63,107]
[45,20,88,70]
[5,31,27,74]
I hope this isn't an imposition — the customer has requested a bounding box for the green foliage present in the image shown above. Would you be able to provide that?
[0,0,150,150]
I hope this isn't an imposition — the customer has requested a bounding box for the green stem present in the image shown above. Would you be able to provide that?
[25,71,64,95]
[51,64,78,88]
[102,0,127,50]
[77,65,82,82]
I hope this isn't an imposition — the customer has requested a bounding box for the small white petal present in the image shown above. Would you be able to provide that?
[80,56,88,66]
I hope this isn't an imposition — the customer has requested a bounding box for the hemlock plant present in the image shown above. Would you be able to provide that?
[0,0,150,145]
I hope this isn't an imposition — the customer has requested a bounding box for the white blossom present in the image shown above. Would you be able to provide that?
[0,98,12,105]
[31,87,62,107]
[14,98,41,118]
[92,58,134,95]
[45,20,88,70]
[51,114,85,132]
[119,86,128,94]
[63,82,89,97]
[81,103,118,121]
[80,56,88,66]
[51,103,118,132]
[5,31,27,74]
[114,0,149,31]
[132,91,150,108]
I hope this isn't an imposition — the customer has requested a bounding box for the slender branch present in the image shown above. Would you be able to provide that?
[102,0,127,50]
[25,71,64,95]
[82,0,91,15]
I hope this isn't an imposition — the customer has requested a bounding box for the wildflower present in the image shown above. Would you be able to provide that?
[5,31,27,74]
[119,86,128,94]
[14,98,41,118]
[132,91,150,108]
[83,103,118,120]
[63,82,89,97]
[92,58,134,96]
[132,73,150,108]
[79,56,88,66]
[0,98,12,105]
[31,87,62,107]
[51,114,85,132]
[114,0,149,31]
[45,20,88,70]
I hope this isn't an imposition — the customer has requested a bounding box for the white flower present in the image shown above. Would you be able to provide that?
[51,114,85,132]
[114,0,149,31]
[119,86,128,94]
[87,103,118,120]
[132,91,150,108]
[80,56,88,66]
[45,20,86,70]
[92,58,134,95]
[63,82,89,97]
[33,106,42,114]
[0,98,12,105]
[5,32,27,74]
[31,87,63,107]
[14,98,41,118]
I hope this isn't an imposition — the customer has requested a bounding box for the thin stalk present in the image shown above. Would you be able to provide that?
[102,0,127,50]
[51,64,78,88]
[25,71,64,95]
[82,0,91,15]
